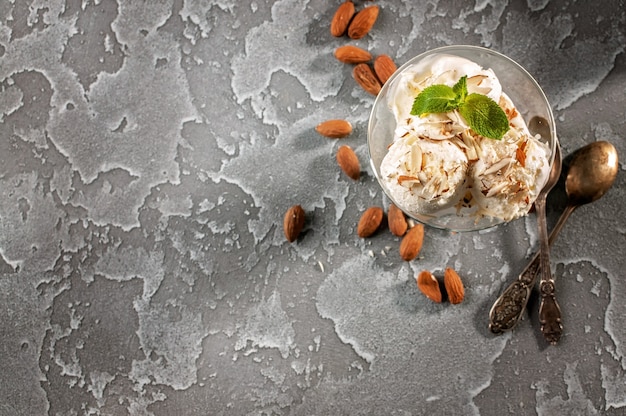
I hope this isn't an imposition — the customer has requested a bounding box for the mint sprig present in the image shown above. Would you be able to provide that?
[410,75,509,140]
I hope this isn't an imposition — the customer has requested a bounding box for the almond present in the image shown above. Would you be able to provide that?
[330,1,355,37]
[283,205,305,243]
[516,139,528,167]
[334,45,372,64]
[336,145,360,180]
[374,54,397,85]
[515,146,526,167]
[399,223,424,261]
[316,119,353,138]
[443,267,465,304]
[347,5,379,39]
[357,206,384,238]
[387,203,408,237]
[353,63,382,96]
[416,270,442,303]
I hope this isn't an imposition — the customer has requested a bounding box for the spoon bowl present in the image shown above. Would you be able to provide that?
[565,141,619,206]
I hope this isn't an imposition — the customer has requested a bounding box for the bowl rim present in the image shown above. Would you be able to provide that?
[367,44,558,232]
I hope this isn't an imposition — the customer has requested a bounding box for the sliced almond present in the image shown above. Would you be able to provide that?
[505,106,519,120]
[387,203,408,237]
[416,270,442,303]
[473,137,484,160]
[397,175,420,186]
[357,206,384,238]
[467,75,488,86]
[482,157,513,176]
[443,267,465,304]
[467,75,491,95]
[347,5,379,39]
[485,181,508,197]
[461,132,478,161]
[373,54,397,85]
[420,151,429,171]
[399,223,424,261]
[330,1,355,37]
[516,140,528,167]
[336,145,360,180]
[353,63,382,96]
[283,205,305,243]
[334,45,372,64]
[409,144,423,173]
[315,119,353,138]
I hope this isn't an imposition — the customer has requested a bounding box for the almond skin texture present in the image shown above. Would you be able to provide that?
[347,5,379,39]
[399,223,424,261]
[334,45,372,64]
[316,119,352,138]
[283,205,305,243]
[417,271,442,303]
[330,1,355,37]
[444,267,465,304]
[387,203,408,237]
[357,207,384,238]
[353,63,382,96]
[374,54,397,84]
[336,145,360,180]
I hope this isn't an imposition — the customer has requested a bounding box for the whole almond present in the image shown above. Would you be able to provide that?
[417,270,442,303]
[374,54,397,85]
[316,119,352,138]
[336,145,360,180]
[444,267,465,304]
[388,203,408,237]
[347,5,379,39]
[357,206,384,238]
[283,205,305,243]
[353,63,382,96]
[334,45,372,64]
[330,1,355,37]
[399,223,424,261]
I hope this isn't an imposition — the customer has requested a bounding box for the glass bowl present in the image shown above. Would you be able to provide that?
[367,45,558,232]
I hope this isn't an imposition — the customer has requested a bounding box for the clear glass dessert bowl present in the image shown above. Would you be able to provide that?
[368,45,558,232]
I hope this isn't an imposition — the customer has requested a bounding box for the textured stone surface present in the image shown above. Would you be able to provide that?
[1,1,625,415]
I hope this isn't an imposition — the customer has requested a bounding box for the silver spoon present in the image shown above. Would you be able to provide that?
[489,141,619,336]
[534,144,563,344]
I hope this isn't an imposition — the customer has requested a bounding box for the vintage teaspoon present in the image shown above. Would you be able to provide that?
[489,141,619,336]
[534,144,563,344]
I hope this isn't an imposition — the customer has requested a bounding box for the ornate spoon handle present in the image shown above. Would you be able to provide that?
[488,245,540,333]
[489,204,577,334]
[538,279,563,344]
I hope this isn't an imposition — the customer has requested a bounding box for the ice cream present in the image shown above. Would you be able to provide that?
[379,54,552,222]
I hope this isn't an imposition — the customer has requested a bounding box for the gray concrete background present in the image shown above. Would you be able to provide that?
[1,1,625,415]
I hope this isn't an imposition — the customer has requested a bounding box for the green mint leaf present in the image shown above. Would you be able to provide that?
[410,84,457,116]
[458,93,510,140]
[452,75,468,102]
[408,75,510,140]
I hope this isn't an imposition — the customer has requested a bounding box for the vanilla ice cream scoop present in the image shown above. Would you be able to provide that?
[381,136,469,215]
[469,134,551,221]
[468,95,552,221]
